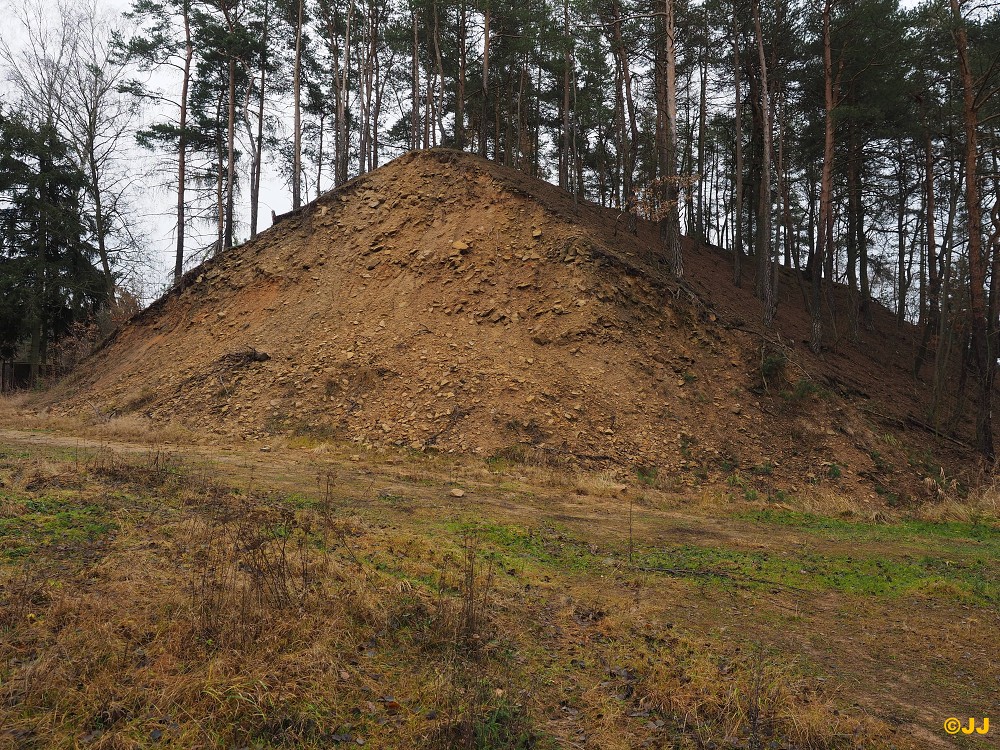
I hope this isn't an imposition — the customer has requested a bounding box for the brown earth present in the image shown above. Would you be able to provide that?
[41,148,983,500]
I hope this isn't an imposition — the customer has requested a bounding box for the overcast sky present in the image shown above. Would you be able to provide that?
[0,0,298,301]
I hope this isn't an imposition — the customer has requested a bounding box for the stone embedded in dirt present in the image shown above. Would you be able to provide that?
[532,228,543,238]
[451,240,470,251]
[449,488,466,497]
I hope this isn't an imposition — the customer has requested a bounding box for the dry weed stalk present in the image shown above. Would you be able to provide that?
[187,496,330,651]
[424,533,533,750]
[458,533,495,647]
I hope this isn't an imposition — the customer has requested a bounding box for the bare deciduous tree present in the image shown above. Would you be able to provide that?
[1,0,148,304]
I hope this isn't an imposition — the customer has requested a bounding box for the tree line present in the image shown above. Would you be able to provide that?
[1,0,999,457]
[1,0,143,383]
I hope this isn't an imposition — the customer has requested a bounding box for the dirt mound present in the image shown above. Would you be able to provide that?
[45,149,980,499]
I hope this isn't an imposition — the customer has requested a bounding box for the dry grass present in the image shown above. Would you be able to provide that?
[0,449,532,749]
[0,394,196,446]
[572,471,628,498]
[793,486,874,518]
[643,644,884,749]
[86,414,197,444]
[0,392,31,418]
[0,445,924,750]
[915,476,1000,522]
[692,479,1000,526]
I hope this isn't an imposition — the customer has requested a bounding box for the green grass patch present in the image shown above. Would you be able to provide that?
[639,544,997,604]
[471,701,539,749]
[780,378,830,402]
[443,517,997,605]
[284,491,321,509]
[443,520,595,573]
[738,509,1000,550]
[0,494,115,561]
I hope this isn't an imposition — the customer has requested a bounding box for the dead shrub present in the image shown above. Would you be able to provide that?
[0,565,51,630]
[185,496,330,651]
[429,682,537,750]
[418,533,496,654]
[88,448,184,489]
[419,533,539,750]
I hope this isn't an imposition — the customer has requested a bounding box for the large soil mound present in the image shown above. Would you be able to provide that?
[48,149,979,498]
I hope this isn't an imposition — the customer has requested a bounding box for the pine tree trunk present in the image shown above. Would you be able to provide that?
[292,0,303,210]
[610,0,639,210]
[225,56,236,250]
[215,99,224,253]
[433,0,446,145]
[249,0,269,239]
[174,0,192,284]
[896,140,908,326]
[560,0,571,190]
[373,45,383,167]
[29,141,48,384]
[316,112,325,197]
[951,0,993,459]
[732,12,744,287]
[846,126,859,337]
[456,0,466,149]
[914,130,939,374]
[696,45,707,241]
[328,7,347,183]
[341,5,352,182]
[659,0,682,278]
[930,161,962,422]
[411,10,419,150]
[479,8,490,157]
[752,0,773,326]
[811,0,835,353]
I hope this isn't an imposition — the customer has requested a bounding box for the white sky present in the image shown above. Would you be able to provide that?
[0,0,296,301]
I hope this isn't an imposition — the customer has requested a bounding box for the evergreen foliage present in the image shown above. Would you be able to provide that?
[0,112,107,372]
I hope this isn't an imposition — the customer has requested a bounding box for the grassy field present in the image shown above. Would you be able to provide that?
[0,427,997,749]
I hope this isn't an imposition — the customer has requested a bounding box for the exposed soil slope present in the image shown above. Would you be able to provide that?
[46,149,980,498]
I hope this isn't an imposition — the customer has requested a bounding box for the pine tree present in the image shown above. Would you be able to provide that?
[0,112,106,382]
[124,0,196,282]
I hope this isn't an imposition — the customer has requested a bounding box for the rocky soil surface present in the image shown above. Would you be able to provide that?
[43,149,979,500]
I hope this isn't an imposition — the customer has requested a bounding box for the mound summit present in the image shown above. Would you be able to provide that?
[49,149,976,497]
